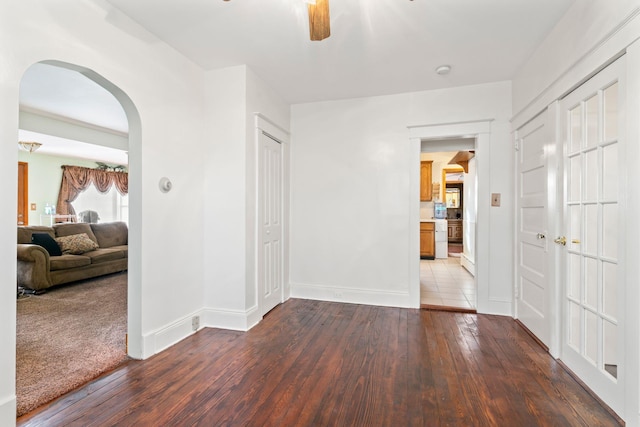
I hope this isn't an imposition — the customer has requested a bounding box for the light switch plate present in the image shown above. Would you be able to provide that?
[491,193,501,207]
[30,203,37,210]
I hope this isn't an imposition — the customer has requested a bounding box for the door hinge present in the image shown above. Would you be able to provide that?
[514,139,520,151]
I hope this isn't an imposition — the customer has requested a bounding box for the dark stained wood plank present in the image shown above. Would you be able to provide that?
[18,300,623,427]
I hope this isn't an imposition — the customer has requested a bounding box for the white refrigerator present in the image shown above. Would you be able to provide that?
[435,219,448,259]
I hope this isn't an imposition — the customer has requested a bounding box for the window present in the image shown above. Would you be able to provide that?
[73,184,128,224]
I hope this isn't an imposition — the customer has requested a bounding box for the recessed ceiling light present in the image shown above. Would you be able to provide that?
[435,65,451,75]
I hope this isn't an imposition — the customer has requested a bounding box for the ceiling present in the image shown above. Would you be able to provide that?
[19,63,129,164]
[105,0,575,104]
[18,0,576,162]
[20,63,128,133]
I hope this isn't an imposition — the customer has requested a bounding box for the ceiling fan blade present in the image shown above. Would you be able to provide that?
[308,0,330,41]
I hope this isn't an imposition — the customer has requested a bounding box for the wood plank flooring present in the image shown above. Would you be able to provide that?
[18,299,621,426]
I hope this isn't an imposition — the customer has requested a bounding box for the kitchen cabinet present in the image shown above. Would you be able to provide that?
[447,219,463,243]
[420,161,433,201]
[420,222,435,259]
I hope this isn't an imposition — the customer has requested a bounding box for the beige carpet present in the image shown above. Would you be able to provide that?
[16,272,128,417]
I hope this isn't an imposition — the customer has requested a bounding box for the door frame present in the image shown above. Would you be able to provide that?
[31,60,143,358]
[18,161,29,225]
[255,113,290,317]
[409,120,492,311]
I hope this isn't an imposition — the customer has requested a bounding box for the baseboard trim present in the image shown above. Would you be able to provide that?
[482,299,512,317]
[421,304,476,314]
[290,282,411,308]
[141,310,202,358]
[461,254,475,276]
[202,306,262,332]
[515,319,549,352]
[140,306,264,359]
[0,394,16,426]
[556,359,624,426]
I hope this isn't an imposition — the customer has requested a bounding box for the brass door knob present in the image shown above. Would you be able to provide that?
[554,236,567,246]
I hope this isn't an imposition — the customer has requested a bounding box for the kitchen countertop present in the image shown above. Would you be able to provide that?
[420,219,447,222]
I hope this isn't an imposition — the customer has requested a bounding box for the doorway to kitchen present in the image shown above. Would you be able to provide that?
[418,140,477,311]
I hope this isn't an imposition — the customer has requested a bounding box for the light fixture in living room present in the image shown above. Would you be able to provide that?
[18,141,42,153]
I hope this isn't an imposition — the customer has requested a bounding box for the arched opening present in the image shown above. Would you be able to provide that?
[15,60,142,417]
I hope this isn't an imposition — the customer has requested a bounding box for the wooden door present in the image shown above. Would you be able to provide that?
[515,111,552,348]
[559,58,625,415]
[17,162,28,225]
[258,131,283,316]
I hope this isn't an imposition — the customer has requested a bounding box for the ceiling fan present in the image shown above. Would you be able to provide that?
[307,0,330,41]
[222,0,331,41]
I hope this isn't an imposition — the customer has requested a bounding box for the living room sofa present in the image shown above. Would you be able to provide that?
[17,222,128,292]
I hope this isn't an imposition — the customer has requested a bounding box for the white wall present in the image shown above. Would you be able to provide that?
[244,67,290,310]
[1,1,208,423]
[290,81,512,310]
[203,66,248,321]
[513,0,640,117]
[202,65,289,330]
[17,151,98,226]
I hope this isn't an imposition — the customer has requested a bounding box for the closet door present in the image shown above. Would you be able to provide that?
[258,130,284,317]
[559,57,625,416]
[515,111,554,349]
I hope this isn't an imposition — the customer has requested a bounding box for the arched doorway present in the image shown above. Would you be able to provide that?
[15,60,142,416]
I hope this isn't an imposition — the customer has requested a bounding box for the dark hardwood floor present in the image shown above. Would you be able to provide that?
[18,299,621,426]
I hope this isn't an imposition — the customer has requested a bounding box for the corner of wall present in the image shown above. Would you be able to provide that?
[202,305,262,332]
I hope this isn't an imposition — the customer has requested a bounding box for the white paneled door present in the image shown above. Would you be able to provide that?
[258,131,284,317]
[515,111,553,349]
[559,57,625,416]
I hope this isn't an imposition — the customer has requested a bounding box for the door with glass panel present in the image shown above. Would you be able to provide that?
[559,57,625,415]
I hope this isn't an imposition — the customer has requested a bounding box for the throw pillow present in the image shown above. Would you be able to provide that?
[31,233,62,256]
[55,233,99,255]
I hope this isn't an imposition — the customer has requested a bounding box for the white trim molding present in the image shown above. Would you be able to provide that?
[140,305,263,359]
[0,395,15,426]
[460,253,475,276]
[290,282,412,308]
[141,310,204,358]
[202,306,262,332]
[512,7,640,130]
[409,120,507,315]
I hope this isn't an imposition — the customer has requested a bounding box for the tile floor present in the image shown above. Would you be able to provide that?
[420,256,476,310]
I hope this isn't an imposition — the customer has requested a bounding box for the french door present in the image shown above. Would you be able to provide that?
[559,57,625,415]
[258,130,284,317]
